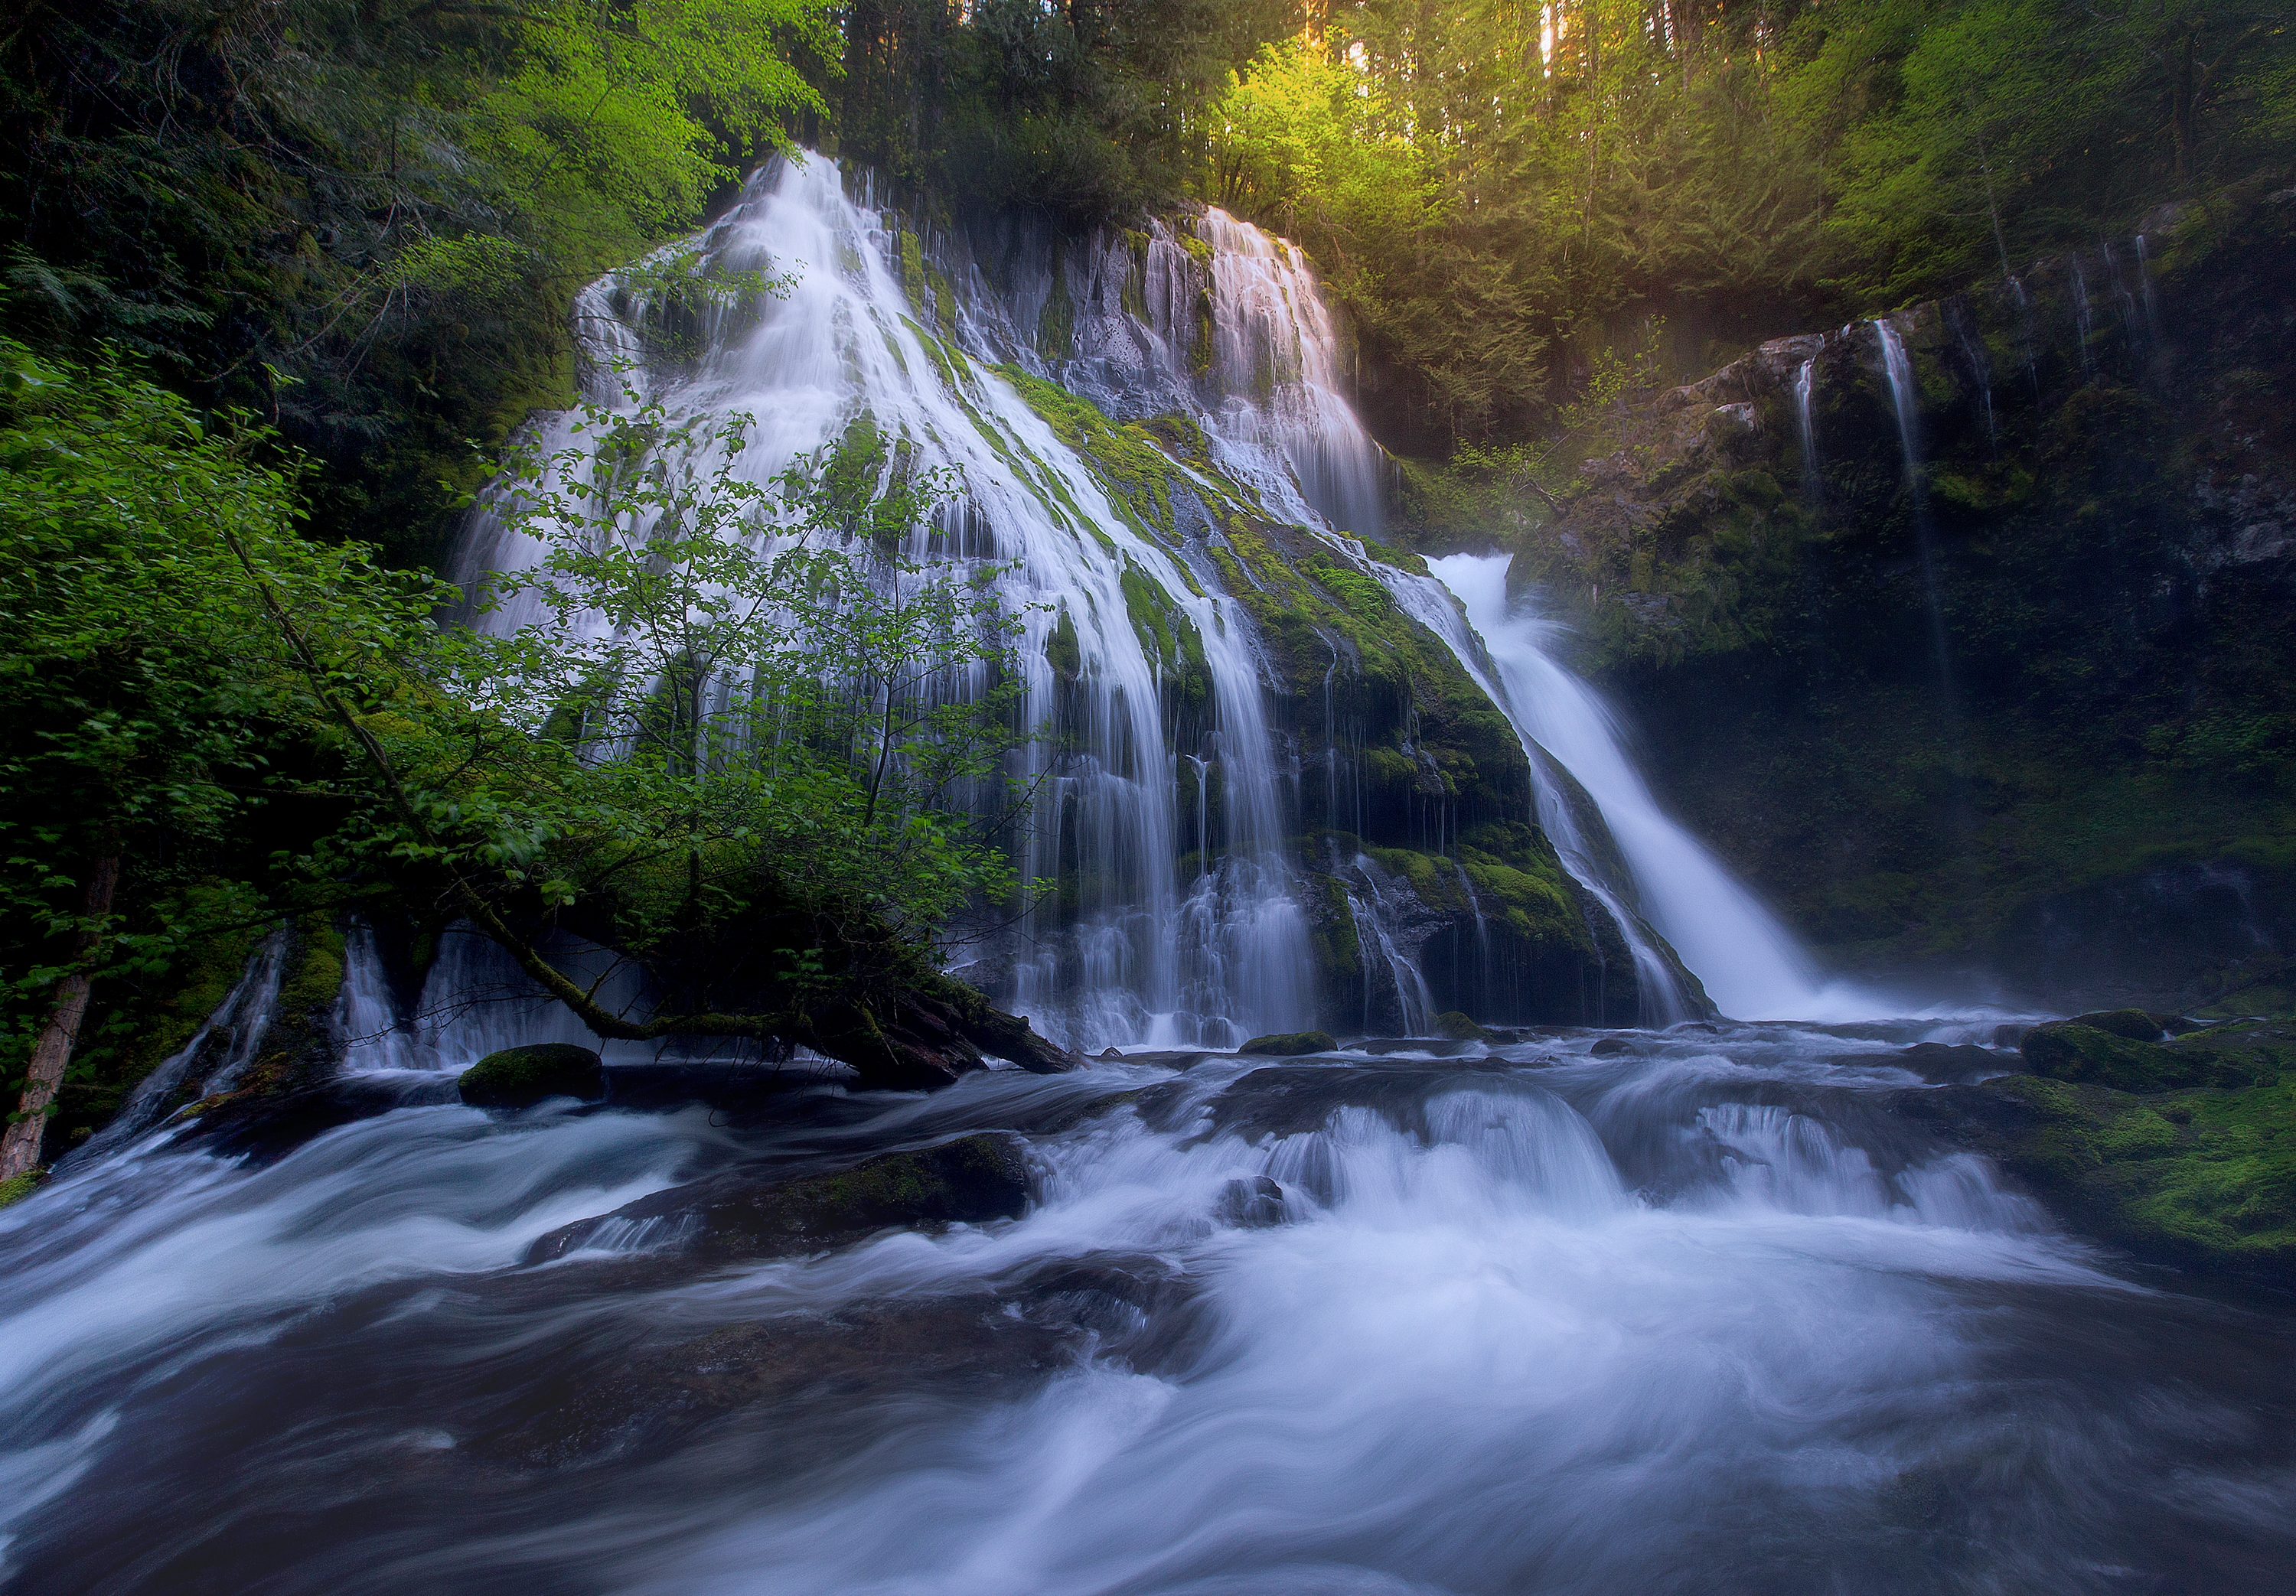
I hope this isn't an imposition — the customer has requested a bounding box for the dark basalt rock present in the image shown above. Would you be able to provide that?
[524,1132,1032,1265]
[458,1044,605,1108]
[1202,1063,1535,1142]
[1218,1174,1289,1228]
[2063,1009,2175,1042]
[173,1076,459,1164]
[1237,1030,1338,1057]
[1588,1035,1638,1057]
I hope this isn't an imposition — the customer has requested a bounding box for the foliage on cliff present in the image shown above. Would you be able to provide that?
[0,339,1068,1158]
[0,0,835,559]
[1205,0,2294,452]
[1456,182,2296,1001]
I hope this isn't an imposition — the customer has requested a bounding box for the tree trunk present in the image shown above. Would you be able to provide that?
[2,855,122,1180]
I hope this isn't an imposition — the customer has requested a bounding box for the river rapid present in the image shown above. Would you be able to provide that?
[5,1019,2293,1594]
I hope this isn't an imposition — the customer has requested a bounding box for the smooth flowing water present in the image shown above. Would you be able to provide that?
[1792,353,1821,500]
[1424,555,1828,1022]
[456,154,1328,1051]
[7,1023,2294,1594]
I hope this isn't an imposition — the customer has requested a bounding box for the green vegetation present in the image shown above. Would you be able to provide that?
[458,1044,607,1109]
[1972,1063,2296,1279]
[0,333,1063,1164]
[1206,2,2294,452]
[2,0,836,561]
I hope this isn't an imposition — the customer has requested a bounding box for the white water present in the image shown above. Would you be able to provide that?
[1425,555,1831,1021]
[1359,551,1695,1020]
[10,1021,2285,1593]
[456,155,1339,1050]
[1792,353,1821,497]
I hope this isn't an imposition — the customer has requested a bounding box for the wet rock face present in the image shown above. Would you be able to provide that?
[1463,188,2296,1011]
[458,1045,606,1109]
[524,1133,1033,1265]
[476,1294,1085,1470]
[1237,1031,1339,1057]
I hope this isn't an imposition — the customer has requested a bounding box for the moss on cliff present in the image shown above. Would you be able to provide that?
[1393,185,2296,1004]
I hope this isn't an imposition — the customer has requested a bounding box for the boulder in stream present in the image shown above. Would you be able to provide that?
[525,1132,1032,1265]
[1238,1031,1339,1057]
[458,1045,606,1108]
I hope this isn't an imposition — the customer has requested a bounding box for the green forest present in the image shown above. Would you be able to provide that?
[3,0,2292,1174]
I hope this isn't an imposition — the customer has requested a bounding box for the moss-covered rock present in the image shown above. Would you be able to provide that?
[0,1170,42,1208]
[1433,1011,1490,1041]
[524,1132,1032,1264]
[1918,1071,2296,1282]
[1397,187,2296,1007]
[2020,1018,2287,1092]
[458,1044,607,1108]
[1238,1031,1339,1057]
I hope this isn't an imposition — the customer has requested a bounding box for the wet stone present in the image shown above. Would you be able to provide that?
[523,1133,1032,1265]
[458,1044,605,1109]
[1237,1031,1339,1057]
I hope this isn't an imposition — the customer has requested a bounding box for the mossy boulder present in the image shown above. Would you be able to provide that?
[525,1132,1032,1264]
[1238,1031,1339,1057]
[2020,1019,2283,1092]
[2062,1009,2176,1041]
[1433,1011,1491,1041]
[1916,1073,2296,1282]
[458,1044,606,1109]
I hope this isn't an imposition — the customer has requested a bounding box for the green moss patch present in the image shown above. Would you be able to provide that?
[459,1043,606,1108]
[1967,1072,2296,1278]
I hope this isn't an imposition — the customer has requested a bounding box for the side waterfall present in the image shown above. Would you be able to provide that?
[1422,555,1828,1021]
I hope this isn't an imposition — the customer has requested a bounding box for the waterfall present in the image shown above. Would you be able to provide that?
[1192,210,1386,539]
[50,930,292,1171]
[1946,300,1996,456]
[1875,318,1958,705]
[1361,555,1697,1021]
[1792,353,1821,500]
[1421,555,1827,1021]
[2102,240,2144,350]
[2135,235,2161,340]
[2069,255,2095,376]
[451,155,1404,1050]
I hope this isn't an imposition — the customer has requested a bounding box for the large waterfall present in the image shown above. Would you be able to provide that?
[450,151,1838,1041]
[458,155,1345,1049]
[8,154,2292,1596]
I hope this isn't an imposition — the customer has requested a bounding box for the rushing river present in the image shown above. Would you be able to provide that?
[5,1021,2294,1594]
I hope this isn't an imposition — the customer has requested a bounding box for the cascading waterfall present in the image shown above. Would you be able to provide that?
[458,155,1331,1050]
[2069,254,2096,376]
[2135,234,2161,339]
[9,156,2291,1596]
[1358,552,1699,1021]
[2102,240,2144,348]
[1422,555,1829,1021]
[1945,300,1996,455]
